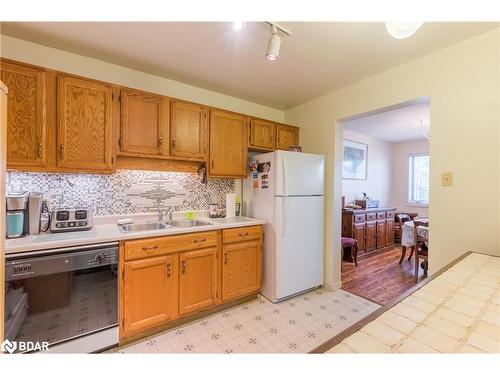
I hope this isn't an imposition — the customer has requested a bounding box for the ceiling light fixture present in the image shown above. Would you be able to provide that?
[233,22,247,31]
[264,22,292,62]
[385,22,423,39]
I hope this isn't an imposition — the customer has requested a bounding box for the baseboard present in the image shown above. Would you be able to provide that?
[324,281,342,292]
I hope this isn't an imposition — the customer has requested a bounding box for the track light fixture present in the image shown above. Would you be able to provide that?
[264,22,292,62]
[266,26,281,61]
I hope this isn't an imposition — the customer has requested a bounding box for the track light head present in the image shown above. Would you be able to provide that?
[265,26,281,62]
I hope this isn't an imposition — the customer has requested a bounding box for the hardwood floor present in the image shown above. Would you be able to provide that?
[341,245,424,306]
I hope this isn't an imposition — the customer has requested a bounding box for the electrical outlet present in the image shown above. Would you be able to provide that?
[442,172,453,186]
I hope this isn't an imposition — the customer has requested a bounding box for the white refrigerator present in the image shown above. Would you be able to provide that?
[243,150,325,302]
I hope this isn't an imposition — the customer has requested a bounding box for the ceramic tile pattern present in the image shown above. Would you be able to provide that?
[6,170,233,216]
[111,289,380,354]
[327,253,500,354]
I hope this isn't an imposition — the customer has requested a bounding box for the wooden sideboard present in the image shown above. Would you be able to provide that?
[342,208,396,259]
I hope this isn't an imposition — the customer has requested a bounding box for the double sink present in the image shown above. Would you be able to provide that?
[119,219,212,233]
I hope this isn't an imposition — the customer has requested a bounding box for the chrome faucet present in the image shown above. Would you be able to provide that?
[157,207,168,222]
[167,206,180,224]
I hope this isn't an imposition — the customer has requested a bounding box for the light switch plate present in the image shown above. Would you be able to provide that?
[442,172,453,186]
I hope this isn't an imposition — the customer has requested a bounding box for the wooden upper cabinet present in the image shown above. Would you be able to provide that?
[57,75,113,172]
[222,240,261,302]
[1,61,47,169]
[276,124,299,151]
[120,88,169,157]
[122,254,178,337]
[209,110,248,178]
[170,100,207,160]
[249,119,275,150]
[179,247,218,316]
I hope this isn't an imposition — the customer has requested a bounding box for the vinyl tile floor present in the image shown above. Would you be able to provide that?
[113,288,380,354]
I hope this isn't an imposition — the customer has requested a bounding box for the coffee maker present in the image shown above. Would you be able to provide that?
[6,191,43,238]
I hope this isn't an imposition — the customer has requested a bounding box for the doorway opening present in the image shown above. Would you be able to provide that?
[339,97,430,305]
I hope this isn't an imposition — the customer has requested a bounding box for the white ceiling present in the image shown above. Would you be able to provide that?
[1,22,497,109]
[342,99,431,143]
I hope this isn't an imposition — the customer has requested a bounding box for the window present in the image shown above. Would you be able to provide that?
[408,154,429,205]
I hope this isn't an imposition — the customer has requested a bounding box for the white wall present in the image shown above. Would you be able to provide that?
[285,28,500,291]
[0,35,284,123]
[390,139,430,217]
[341,130,392,207]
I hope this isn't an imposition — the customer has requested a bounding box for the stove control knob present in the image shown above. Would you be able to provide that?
[95,252,106,264]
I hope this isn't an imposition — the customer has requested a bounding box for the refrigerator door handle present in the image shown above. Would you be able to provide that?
[280,198,287,238]
[282,157,288,197]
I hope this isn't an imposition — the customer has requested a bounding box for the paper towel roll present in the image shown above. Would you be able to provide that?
[226,193,236,218]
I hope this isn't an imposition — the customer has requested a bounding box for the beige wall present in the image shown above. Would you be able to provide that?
[390,139,430,217]
[285,28,500,290]
[342,130,393,207]
[0,35,284,123]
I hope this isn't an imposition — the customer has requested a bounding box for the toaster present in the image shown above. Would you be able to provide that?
[50,208,94,233]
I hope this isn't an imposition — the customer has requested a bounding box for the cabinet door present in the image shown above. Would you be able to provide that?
[208,110,248,178]
[353,223,366,253]
[376,220,387,249]
[276,124,299,151]
[120,88,168,157]
[222,240,261,302]
[123,255,178,337]
[179,247,218,316]
[249,119,275,150]
[170,100,207,160]
[386,219,395,246]
[1,61,47,168]
[57,75,112,171]
[365,221,377,252]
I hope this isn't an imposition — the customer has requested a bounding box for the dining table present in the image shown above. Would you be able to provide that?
[399,218,429,264]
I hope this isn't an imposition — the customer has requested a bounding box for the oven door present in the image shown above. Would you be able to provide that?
[4,242,119,353]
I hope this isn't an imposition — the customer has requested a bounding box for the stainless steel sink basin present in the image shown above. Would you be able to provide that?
[119,222,168,233]
[170,219,212,228]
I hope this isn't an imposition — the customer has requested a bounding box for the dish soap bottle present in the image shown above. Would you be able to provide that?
[235,196,241,217]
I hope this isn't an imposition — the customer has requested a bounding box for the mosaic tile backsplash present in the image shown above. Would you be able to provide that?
[6,170,234,216]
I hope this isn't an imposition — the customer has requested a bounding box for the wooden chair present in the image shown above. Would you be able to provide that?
[396,214,413,264]
[413,220,429,282]
[341,237,358,267]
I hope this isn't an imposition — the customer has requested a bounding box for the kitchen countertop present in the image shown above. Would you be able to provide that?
[325,252,500,353]
[342,207,397,214]
[5,213,265,255]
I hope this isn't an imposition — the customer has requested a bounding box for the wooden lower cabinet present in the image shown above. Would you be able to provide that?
[376,220,386,249]
[365,221,377,252]
[122,254,178,337]
[342,209,396,257]
[386,219,395,245]
[179,247,218,316]
[352,223,366,253]
[222,240,261,302]
[120,226,262,342]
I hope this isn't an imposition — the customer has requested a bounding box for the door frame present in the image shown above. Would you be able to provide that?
[0,81,8,344]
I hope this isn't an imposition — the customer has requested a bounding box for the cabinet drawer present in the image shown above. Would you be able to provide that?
[366,213,376,221]
[354,214,366,223]
[125,231,218,260]
[223,226,262,244]
[386,211,395,219]
[377,212,386,219]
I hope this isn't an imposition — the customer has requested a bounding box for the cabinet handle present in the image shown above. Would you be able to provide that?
[172,138,176,147]
[193,238,207,244]
[59,144,65,160]
[37,143,43,158]
[211,159,214,169]
[238,232,249,237]
[142,245,158,252]
[224,253,228,265]
[167,263,171,278]
[181,260,186,274]
[158,136,163,146]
